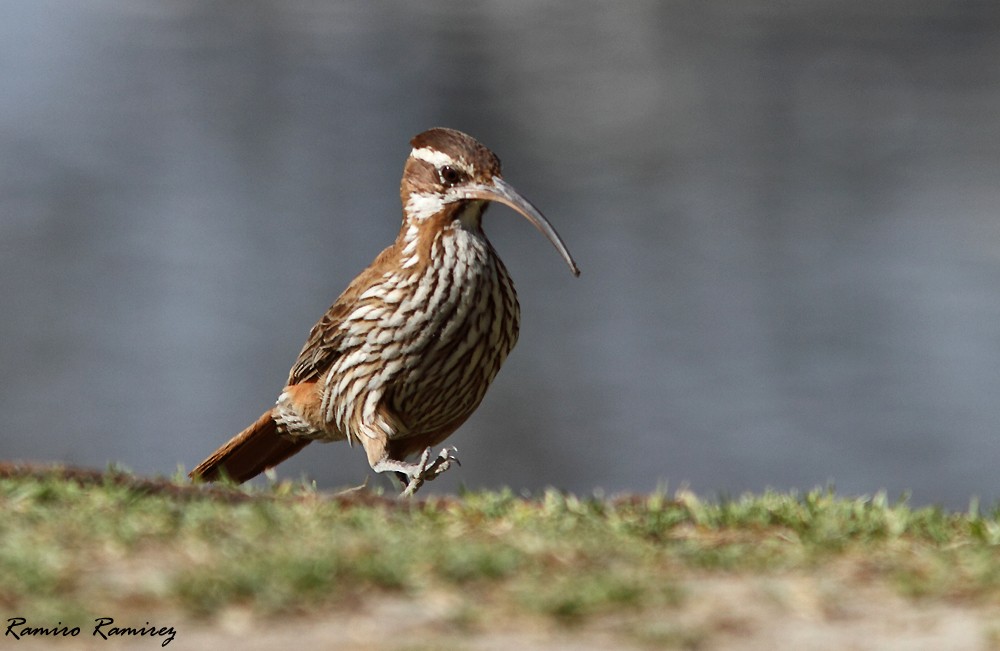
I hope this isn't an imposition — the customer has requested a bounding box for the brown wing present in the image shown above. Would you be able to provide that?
[286,244,397,385]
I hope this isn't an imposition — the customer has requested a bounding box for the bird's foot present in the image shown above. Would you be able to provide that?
[393,446,460,498]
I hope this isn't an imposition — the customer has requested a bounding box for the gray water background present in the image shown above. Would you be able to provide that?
[3,1,1000,507]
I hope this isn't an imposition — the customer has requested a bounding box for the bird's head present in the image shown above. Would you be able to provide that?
[399,127,579,276]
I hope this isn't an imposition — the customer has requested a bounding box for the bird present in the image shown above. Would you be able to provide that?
[190,127,579,497]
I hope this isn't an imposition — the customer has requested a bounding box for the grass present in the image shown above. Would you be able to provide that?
[1,463,999,630]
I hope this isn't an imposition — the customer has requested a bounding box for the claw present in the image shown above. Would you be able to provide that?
[425,446,459,476]
[394,446,461,498]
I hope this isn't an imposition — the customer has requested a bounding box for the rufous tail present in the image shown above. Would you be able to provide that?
[189,410,311,483]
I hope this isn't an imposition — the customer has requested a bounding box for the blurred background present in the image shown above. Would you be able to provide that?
[2,1,999,508]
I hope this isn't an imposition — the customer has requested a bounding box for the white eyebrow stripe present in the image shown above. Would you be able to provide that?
[410,147,473,175]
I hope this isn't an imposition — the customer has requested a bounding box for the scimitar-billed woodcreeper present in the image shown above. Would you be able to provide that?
[190,128,579,496]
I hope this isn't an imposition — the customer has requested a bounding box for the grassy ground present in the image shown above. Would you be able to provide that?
[1,464,999,649]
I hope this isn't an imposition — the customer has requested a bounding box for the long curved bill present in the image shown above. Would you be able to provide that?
[459,177,581,277]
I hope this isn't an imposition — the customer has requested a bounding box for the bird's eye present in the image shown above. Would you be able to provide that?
[440,165,461,185]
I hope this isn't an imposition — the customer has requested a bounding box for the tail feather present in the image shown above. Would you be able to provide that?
[190,410,310,483]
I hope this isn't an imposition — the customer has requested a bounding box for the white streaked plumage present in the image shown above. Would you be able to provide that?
[300,222,519,442]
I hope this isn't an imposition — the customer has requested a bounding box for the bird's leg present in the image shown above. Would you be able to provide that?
[371,446,460,497]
